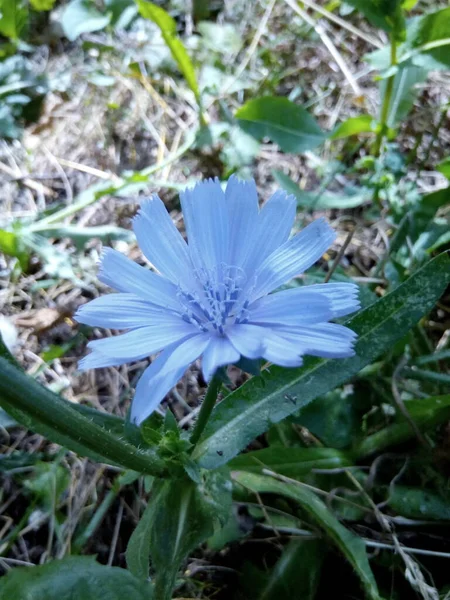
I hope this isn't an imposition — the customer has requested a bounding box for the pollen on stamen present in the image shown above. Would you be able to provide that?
[177,264,252,334]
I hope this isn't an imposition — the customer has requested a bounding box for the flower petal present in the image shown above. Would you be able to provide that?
[225,175,259,267]
[243,190,296,273]
[276,322,357,358]
[86,322,198,361]
[133,195,193,286]
[226,323,266,359]
[78,349,131,371]
[251,218,336,300]
[180,179,229,271]
[262,330,304,367]
[75,293,182,329]
[202,335,240,382]
[248,288,332,327]
[98,248,181,311]
[130,334,210,424]
[301,282,360,318]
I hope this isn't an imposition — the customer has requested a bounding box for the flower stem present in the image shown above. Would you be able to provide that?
[190,376,222,447]
[373,32,398,158]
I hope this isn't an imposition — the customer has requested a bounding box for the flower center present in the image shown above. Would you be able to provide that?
[177,264,251,334]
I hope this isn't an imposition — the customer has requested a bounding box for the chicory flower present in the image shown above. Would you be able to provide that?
[76,177,359,424]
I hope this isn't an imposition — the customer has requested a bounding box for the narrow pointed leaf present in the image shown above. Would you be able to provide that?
[229,447,352,478]
[233,471,380,600]
[136,0,200,103]
[192,253,450,468]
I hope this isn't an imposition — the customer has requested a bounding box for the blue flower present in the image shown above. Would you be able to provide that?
[76,177,359,425]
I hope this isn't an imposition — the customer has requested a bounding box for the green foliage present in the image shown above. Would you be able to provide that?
[0,339,166,475]
[330,115,376,140]
[235,97,325,153]
[0,0,28,40]
[0,54,48,139]
[59,0,111,41]
[233,471,381,600]
[345,0,406,40]
[192,253,450,468]
[29,0,56,11]
[0,556,153,600]
[127,471,231,600]
[245,539,325,600]
[229,447,352,477]
[136,0,201,105]
[388,486,450,520]
[24,461,70,509]
[273,170,370,209]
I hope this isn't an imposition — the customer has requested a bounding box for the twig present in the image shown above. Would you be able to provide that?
[324,229,354,282]
[297,0,383,49]
[0,161,55,197]
[283,0,362,97]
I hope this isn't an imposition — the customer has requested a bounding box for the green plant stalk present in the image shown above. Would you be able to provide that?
[373,32,398,157]
[0,357,166,476]
[190,376,222,446]
[354,402,450,458]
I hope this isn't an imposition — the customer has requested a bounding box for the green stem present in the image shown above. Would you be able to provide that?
[0,356,166,476]
[190,376,222,447]
[373,32,398,158]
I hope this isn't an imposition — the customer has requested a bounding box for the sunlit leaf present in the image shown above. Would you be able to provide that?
[330,115,375,139]
[236,97,325,153]
[136,0,201,103]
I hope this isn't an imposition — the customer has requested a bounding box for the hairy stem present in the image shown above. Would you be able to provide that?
[374,32,398,157]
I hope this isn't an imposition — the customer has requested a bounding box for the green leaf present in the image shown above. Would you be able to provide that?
[330,115,375,140]
[30,0,56,10]
[437,157,450,180]
[229,447,352,477]
[192,253,450,468]
[127,470,231,600]
[345,0,405,40]
[0,556,153,600]
[236,97,325,153]
[233,471,380,600]
[355,395,450,457]
[388,486,450,520]
[25,461,70,509]
[409,7,450,69]
[384,62,427,127]
[0,228,29,269]
[0,351,166,475]
[136,0,201,104]
[254,539,325,600]
[273,170,369,209]
[0,0,28,39]
[59,0,111,42]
